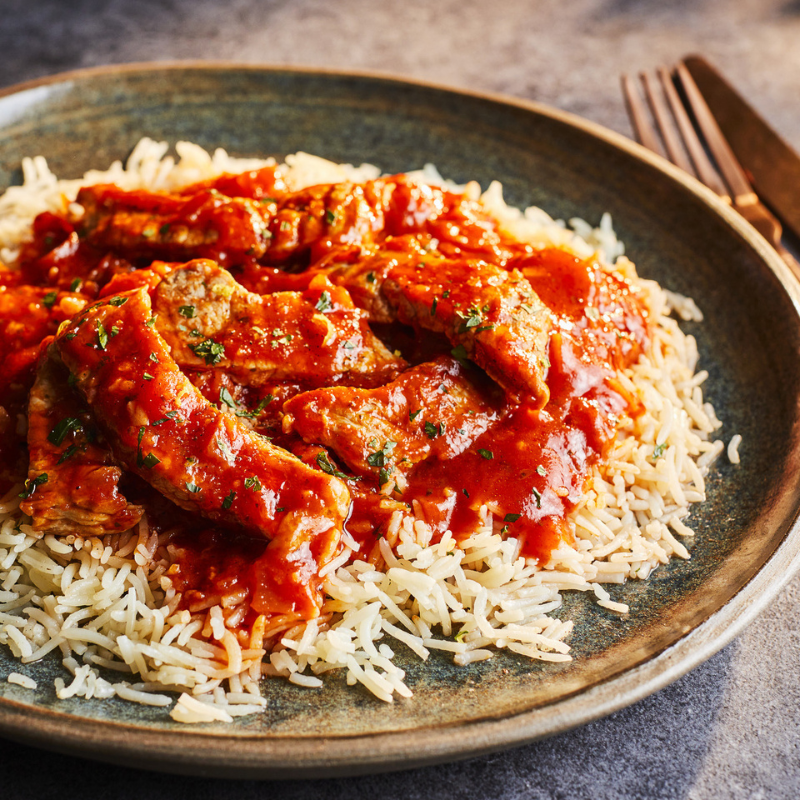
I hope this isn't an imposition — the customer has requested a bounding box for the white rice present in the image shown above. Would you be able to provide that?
[0,139,733,721]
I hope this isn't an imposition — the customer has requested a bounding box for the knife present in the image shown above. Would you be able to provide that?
[683,55,800,242]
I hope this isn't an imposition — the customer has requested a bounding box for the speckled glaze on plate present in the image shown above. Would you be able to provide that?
[1,64,800,779]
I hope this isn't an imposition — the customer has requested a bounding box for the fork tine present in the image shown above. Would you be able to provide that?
[657,67,731,202]
[640,70,697,177]
[675,62,759,207]
[621,74,664,156]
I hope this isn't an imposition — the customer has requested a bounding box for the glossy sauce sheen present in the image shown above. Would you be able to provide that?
[5,167,649,622]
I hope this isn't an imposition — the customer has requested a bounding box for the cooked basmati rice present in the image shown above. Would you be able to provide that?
[0,139,731,720]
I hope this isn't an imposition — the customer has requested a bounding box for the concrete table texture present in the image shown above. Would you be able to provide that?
[0,1,799,798]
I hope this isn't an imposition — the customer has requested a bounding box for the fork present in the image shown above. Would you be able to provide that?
[622,63,800,279]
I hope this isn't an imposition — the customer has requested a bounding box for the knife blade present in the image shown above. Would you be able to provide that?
[683,54,800,242]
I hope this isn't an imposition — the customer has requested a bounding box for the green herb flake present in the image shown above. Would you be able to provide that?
[186,482,201,494]
[442,289,450,299]
[532,487,542,508]
[142,453,160,469]
[462,488,470,498]
[478,448,494,460]
[315,451,358,481]
[19,473,48,499]
[159,223,171,235]
[315,291,333,313]
[48,416,83,446]
[276,507,285,513]
[424,421,439,440]
[96,321,109,351]
[366,272,376,284]
[537,465,547,477]
[378,467,393,487]
[325,209,336,224]
[191,337,225,365]
[366,441,397,470]
[70,278,82,292]
[64,332,77,341]
[56,445,78,465]
[149,353,159,364]
[244,476,262,491]
[503,513,522,523]
[152,411,178,426]
[652,443,666,460]
[145,316,157,329]
[108,296,128,307]
[450,344,469,364]
[219,387,236,409]
[42,291,58,309]
[178,305,196,319]
[409,409,422,421]
[143,372,154,381]
[222,490,236,510]
[431,296,438,317]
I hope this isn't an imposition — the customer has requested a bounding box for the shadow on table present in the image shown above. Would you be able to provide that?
[0,642,734,800]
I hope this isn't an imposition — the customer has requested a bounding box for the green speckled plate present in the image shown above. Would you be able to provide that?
[1,64,800,779]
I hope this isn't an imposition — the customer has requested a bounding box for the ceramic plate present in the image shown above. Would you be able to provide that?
[1,64,800,779]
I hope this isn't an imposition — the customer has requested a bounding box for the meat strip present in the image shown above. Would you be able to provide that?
[283,357,503,487]
[20,349,143,536]
[152,259,405,389]
[54,287,352,616]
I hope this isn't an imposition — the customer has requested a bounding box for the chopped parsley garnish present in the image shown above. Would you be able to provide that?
[108,296,128,307]
[409,409,422,421]
[459,307,483,331]
[378,467,393,487]
[219,387,237,409]
[442,289,450,298]
[276,507,285,513]
[366,272,376,284]
[56,445,79,465]
[431,296,438,317]
[366,441,396,469]
[151,411,178,426]
[244,476,262,491]
[178,305,196,318]
[110,325,120,337]
[145,316,157,328]
[342,339,357,351]
[424,421,440,440]
[537,465,547,477]
[48,416,83,446]
[186,482,201,494]
[222,490,236,510]
[503,513,522,523]
[325,209,336,224]
[70,278,82,292]
[19,473,48,499]
[478,448,493,460]
[96,321,108,351]
[64,332,77,341]
[143,372,154,381]
[191,337,225,365]
[474,325,494,333]
[149,353,159,364]
[652,443,666,460]
[315,291,333,313]
[451,344,469,363]
[142,453,160,469]
[462,488,470,497]
[160,223,171,235]
[42,291,58,309]
[532,487,542,508]
[316,451,358,481]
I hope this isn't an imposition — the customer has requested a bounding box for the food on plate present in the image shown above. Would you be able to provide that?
[0,141,734,722]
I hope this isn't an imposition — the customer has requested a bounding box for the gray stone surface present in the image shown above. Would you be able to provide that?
[1,1,800,797]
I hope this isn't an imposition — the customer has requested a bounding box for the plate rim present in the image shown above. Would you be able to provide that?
[1,61,800,778]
